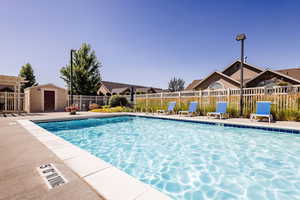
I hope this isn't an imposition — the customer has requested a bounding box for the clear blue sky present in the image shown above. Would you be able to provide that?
[1,0,300,89]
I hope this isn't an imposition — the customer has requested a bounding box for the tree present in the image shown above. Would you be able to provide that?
[60,43,102,95]
[19,63,37,91]
[168,77,185,92]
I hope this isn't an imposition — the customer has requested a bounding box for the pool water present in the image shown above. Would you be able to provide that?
[38,116,300,200]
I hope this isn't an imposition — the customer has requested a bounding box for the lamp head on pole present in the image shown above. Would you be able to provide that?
[236,33,247,41]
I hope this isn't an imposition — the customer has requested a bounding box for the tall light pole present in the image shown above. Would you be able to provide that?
[236,33,247,117]
[70,49,76,105]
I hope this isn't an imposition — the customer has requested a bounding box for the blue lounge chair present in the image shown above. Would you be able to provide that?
[250,101,273,123]
[157,101,176,114]
[207,102,228,119]
[179,102,198,116]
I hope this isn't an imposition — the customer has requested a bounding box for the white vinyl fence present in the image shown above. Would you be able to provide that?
[134,85,300,114]
[68,95,110,111]
[0,92,25,113]
[67,85,300,114]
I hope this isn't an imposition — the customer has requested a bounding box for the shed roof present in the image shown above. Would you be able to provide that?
[25,83,67,91]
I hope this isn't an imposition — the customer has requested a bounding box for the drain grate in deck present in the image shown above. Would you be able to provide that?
[37,163,68,189]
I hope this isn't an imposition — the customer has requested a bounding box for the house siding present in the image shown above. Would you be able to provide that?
[194,73,239,90]
[230,67,261,82]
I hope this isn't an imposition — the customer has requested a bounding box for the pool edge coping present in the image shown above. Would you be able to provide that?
[17,117,172,200]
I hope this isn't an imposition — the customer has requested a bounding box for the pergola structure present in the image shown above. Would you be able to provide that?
[0,75,27,113]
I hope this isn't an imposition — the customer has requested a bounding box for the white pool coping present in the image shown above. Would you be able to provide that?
[17,118,171,200]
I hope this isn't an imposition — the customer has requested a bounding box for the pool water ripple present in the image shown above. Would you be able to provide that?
[38,116,300,200]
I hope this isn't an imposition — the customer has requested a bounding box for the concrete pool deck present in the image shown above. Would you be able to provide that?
[0,114,105,200]
[1,111,300,200]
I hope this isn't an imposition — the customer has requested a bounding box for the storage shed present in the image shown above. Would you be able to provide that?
[24,84,68,113]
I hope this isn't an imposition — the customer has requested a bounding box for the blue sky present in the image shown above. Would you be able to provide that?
[1,0,300,89]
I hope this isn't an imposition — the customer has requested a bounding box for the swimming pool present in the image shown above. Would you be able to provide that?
[38,116,300,200]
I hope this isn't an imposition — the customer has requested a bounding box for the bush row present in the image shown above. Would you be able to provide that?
[134,101,300,121]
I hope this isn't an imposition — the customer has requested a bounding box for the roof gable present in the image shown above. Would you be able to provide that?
[193,71,241,89]
[185,79,202,91]
[25,83,66,91]
[222,60,264,77]
[246,69,300,87]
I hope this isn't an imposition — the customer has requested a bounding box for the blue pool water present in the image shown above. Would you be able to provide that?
[38,116,300,200]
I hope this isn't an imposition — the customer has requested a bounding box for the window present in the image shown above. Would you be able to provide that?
[208,81,224,90]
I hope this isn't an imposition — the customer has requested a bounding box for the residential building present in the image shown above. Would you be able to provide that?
[97,81,162,95]
[185,61,300,90]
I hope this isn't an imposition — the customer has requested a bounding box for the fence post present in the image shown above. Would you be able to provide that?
[179,91,182,109]
[160,92,163,108]
[13,92,17,112]
[79,95,82,110]
[146,93,149,112]
[208,88,211,106]
[17,87,20,114]
[199,90,202,111]
[4,92,7,112]
[227,88,230,103]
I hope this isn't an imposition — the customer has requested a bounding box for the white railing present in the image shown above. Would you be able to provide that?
[66,85,300,112]
[68,95,109,111]
[0,92,25,113]
[134,85,300,113]
[134,85,300,99]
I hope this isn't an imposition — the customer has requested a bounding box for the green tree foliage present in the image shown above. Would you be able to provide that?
[60,43,102,95]
[19,63,37,91]
[168,77,185,92]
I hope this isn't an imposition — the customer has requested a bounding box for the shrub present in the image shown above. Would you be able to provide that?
[109,95,129,107]
[65,105,79,112]
[91,106,125,113]
[89,103,99,110]
[227,106,239,118]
